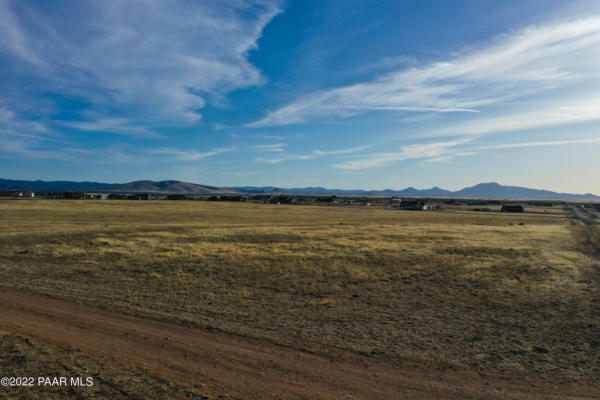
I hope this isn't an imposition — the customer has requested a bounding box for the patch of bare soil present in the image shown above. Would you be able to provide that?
[0,290,597,400]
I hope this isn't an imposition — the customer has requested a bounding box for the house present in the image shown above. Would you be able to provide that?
[265,196,280,204]
[126,193,149,200]
[501,204,524,213]
[0,191,23,198]
[402,199,428,210]
[166,194,187,200]
[107,193,128,200]
[218,195,245,202]
[251,194,272,201]
[84,193,108,200]
[274,195,294,204]
[56,192,85,199]
[392,198,428,210]
[316,195,337,203]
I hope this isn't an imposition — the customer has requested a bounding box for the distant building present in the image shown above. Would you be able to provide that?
[0,191,34,198]
[107,193,128,200]
[207,195,247,202]
[274,195,294,204]
[166,194,187,200]
[316,195,337,204]
[126,193,149,200]
[251,194,272,201]
[392,199,428,210]
[0,191,23,198]
[84,193,108,200]
[501,204,524,213]
[48,192,84,199]
[219,195,245,202]
[66,192,85,199]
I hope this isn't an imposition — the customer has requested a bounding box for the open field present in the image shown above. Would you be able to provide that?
[1,200,599,398]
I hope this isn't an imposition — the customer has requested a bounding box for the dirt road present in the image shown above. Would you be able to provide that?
[0,290,597,400]
[571,207,598,225]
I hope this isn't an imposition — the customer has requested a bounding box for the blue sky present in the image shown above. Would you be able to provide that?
[1,0,600,193]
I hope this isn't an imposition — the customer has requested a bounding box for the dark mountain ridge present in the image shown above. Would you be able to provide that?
[1,179,598,200]
[0,179,241,195]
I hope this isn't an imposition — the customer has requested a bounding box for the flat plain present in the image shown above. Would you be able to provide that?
[0,200,598,399]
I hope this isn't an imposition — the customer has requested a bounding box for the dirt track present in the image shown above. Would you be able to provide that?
[0,290,597,400]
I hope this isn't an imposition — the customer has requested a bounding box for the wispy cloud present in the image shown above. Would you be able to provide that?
[255,145,370,164]
[421,151,476,164]
[0,1,44,65]
[333,140,468,170]
[64,119,163,138]
[336,136,600,170]
[252,133,284,140]
[0,103,69,151]
[212,123,230,131]
[353,55,417,74]
[423,98,600,138]
[0,137,82,160]
[150,147,236,162]
[0,129,68,144]
[475,137,600,150]
[249,16,600,127]
[0,0,281,126]
[250,143,287,152]
[0,104,50,135]
[0,107,15,122]
[424,136,600,164]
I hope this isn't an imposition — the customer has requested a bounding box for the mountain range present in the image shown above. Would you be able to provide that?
[1,179,598,200]
[0,179,240,195]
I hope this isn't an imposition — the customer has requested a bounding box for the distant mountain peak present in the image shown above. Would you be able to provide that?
[0,179,598,200]
[471,182,501,187]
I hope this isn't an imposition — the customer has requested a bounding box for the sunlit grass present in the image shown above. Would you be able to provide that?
[0,200,597,382]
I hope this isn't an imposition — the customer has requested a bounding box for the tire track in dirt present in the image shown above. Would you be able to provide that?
[0,289,597,400]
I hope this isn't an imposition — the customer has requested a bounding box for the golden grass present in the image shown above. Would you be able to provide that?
[0,200,598,382]
[574,225,600,258]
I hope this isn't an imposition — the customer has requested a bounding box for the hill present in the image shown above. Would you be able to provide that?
[235,182,599,200]
[1,179,598,200]
[0,179,114,192]
[453,182,598,199]
[110,180,241,195]
[0,179,241,195]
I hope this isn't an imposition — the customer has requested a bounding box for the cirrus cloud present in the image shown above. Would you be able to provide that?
[0,0,281,129]
[248,16,600,127]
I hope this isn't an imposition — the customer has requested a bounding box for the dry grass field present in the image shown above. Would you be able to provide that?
[0,200,599,397]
